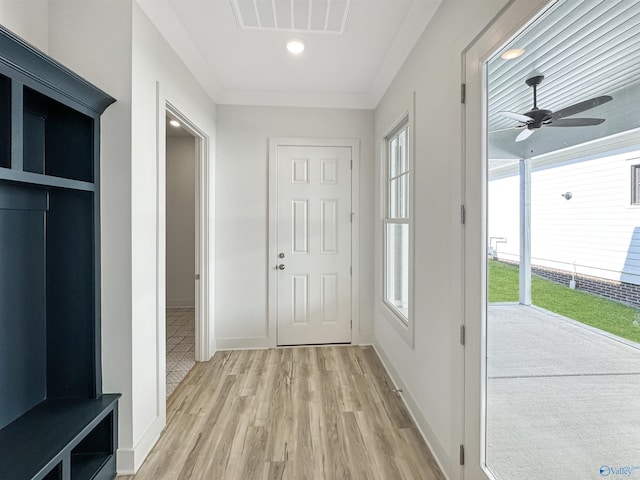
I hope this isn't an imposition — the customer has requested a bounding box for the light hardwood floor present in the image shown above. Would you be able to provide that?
[119,346,445,480]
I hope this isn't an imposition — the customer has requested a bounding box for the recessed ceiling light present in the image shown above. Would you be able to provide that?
[169,119,181,128]
[286,39,305,55]
[501,48,525,60]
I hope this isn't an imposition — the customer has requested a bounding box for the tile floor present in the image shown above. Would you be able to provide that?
[166,307,195,398]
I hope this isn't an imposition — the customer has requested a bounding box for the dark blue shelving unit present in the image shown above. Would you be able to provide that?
[0,25,120,480]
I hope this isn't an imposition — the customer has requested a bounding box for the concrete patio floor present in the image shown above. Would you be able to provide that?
[487,304,640,480]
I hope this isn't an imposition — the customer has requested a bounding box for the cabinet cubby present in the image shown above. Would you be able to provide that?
[23,86,94,182]
[0,24,119,480]
[71,411,114,480]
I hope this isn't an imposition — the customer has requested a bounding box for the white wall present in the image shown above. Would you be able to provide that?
[373,1,509,479]
[0,0,48,52]
[47,0,135,471]
[45,0,217,473]
[215,105,374,347]
[166,136,196,307]
[128,2,215,472]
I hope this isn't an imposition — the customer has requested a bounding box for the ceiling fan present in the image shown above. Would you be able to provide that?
[497,75,613,142]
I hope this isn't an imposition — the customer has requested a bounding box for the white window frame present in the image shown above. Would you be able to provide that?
[631,163,640,205]
[380,95,415,346]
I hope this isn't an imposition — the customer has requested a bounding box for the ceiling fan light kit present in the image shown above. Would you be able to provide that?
[497,74,613,142]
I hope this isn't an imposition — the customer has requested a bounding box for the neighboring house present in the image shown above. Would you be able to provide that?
[489,134,640,303]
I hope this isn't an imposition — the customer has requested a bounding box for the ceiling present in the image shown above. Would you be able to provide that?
[488,0,640,161]
[135,0,443,109]
[166,115,194,137]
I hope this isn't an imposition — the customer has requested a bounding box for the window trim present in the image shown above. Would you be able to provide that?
[380,94,415,346]
[384,122,410,323]
[631,163,640,205]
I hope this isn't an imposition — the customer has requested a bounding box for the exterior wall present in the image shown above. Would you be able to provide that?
[215,105,374,348]
[166,136,196,308]
[489,147,640,286]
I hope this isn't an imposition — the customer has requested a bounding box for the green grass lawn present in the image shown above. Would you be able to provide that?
[488,260,640,344]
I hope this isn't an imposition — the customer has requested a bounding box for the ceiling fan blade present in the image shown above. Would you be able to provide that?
[515,128,534,142]
[497,111,532,123]
[489,125,528,134]
[489,127,515,134]
[551,95,612,120]
[547,118,605,127]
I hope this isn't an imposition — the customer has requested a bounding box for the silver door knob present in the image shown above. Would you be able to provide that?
[278,264,285,270]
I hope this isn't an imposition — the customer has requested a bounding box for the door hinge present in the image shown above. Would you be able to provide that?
[459,325,465,346]
[459,444,465,465]
[460,204,466,225]
[350,159,353,169]
[461,83,466,104]
[350,266,352,275]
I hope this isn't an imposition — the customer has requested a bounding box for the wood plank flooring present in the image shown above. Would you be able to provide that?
[118,346,445,480]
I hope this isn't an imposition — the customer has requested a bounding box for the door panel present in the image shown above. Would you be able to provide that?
[276,145,352,345]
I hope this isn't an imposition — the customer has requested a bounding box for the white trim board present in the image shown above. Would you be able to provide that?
[116,414,164,473]
[378,92,416,347]
[372,342,451,480]
[164,99,213,364]
[268,137,361,347]
[131,81,214,474]
[215,337,270,350]
[461,1,555,479]
[166,300,196,308]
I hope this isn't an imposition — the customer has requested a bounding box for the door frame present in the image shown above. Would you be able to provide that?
[164,101,211,363]
[268,137,360,348]
[155,83,213,420]
[461,1,553,478]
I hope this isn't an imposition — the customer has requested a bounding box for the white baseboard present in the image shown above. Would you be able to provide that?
[116,448,135,475]
[215,336,270,350]
[166,299,195,308]
[116,414,165,474]
[372,342,451,480]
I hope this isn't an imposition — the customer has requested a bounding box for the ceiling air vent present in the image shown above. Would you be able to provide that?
[231,0,352,34]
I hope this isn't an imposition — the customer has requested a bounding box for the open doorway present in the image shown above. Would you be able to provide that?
[165,113,197,397]
[465,1,640,479]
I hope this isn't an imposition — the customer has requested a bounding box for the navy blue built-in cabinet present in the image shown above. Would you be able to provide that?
[0,25,120,480]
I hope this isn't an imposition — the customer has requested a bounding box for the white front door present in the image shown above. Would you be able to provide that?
[275,145,352,346]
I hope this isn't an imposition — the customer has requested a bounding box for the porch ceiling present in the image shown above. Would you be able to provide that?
[487,0,640,161]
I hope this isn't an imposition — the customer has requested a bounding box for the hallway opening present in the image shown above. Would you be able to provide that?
[165,113,197,397]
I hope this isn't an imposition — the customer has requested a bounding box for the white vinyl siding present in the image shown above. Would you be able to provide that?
[488,148,640,285]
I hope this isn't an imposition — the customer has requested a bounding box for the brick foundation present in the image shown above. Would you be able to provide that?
[496,259,640,309]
